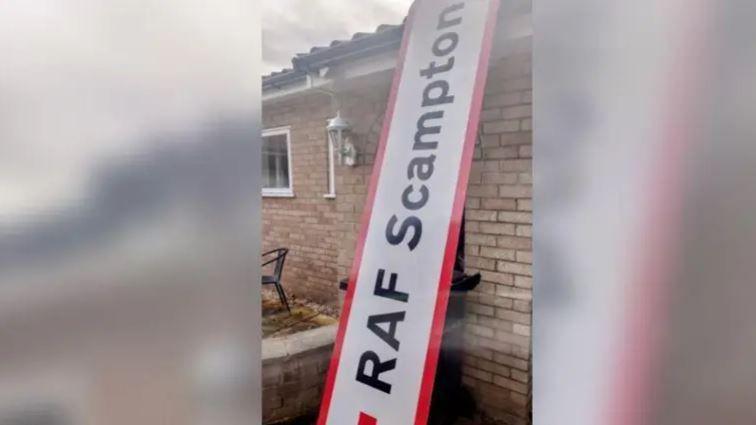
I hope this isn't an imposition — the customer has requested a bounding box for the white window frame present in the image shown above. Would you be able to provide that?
[324,134,336,199]
[261,126,294,197]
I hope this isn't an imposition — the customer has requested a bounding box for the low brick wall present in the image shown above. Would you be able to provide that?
[262,325,336,424]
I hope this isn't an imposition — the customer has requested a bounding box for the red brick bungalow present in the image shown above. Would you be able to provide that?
[262,2,532,423]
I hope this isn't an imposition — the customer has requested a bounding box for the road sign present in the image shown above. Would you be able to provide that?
[317,1,500,423]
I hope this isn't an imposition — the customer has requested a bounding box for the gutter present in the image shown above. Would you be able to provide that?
[291,24,404,73]
[262,69,307,91]
[263,24,404,91]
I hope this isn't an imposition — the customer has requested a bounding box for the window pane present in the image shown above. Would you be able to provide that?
[262,133,289,190]
[262,145,272,187]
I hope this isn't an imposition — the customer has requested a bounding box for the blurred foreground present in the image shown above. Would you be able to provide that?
[0,1,262,424]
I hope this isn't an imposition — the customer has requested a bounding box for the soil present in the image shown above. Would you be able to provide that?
[262,288,338,338]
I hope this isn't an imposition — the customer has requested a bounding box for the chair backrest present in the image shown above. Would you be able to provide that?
[262,248,288,281]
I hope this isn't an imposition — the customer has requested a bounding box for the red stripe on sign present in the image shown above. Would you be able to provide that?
[358,412,377,425]
[413,0,501,424]
[605,1,712,424]
[315,3,418,425]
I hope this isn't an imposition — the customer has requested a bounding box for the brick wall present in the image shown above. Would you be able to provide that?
[461,52,532,425]
[331,81,391,282]
[262,80,391,305]
[262,326,336,423]
[262,49,532,424]
[262,92,342,304]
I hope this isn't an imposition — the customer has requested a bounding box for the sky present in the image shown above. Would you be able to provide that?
[262,0,414,74]
[0,0,412,218]
[0,0,261,218]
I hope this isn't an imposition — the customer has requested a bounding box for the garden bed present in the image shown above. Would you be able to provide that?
[262,289,338,338]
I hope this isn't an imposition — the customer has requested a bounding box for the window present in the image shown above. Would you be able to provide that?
[262,127,293,197]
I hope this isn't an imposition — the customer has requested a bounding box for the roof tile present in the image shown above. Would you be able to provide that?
[263,21,404,82]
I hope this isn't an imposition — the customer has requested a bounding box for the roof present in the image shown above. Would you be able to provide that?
[262,0,532,92]
[263,22,405,90]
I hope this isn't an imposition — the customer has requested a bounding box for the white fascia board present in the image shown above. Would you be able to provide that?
[262,51,397,103]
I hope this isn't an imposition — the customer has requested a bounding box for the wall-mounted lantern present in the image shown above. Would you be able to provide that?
[327,111,356,166]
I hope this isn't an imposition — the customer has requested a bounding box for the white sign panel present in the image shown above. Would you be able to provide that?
[317,1,500,424]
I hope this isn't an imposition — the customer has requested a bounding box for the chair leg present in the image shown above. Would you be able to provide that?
[271,284,282,305]
[276,282,291,313]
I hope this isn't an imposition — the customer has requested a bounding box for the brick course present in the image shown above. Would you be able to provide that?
[262,326,336,423]
[262,92,343,304]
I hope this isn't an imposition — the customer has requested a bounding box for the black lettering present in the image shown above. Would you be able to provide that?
[374,269,409,303]
[420,56,455,79]
[438,3,465,30]
[407,154,436,180]
[367,312,406,351]
[401,184,429,210]
[385,215,422,251]
[356,351,396,394]
[414,111,443,150]
[422,80,455,107]
[432,32,459,57]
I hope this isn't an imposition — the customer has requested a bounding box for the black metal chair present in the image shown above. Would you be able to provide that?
[261,248,290,312]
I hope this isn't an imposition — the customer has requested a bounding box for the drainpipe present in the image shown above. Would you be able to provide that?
[304,71,341,111]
